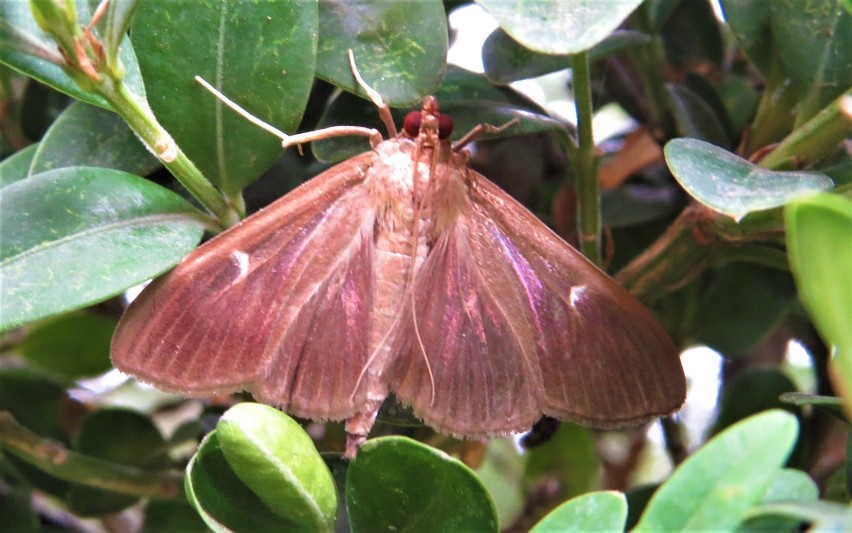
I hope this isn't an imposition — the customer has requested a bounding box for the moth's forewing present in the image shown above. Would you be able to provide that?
[392,170,685,436]
[111,152,379,420]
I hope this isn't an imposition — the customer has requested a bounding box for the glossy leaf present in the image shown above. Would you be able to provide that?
[314,65,565,162]
[476,0,643,54]
[185,431,305,532]
[317,0,447,106]
[786,193,852,410]
[216,403,336,530]
[29,101,159,176]
[0,167,205,331]
[0,144,37,188]
[664,138,834,221]
[132,0,318,195]
[0,0,145,109]
[529,491,627,533]
[482,28,650,85]
[634,410,799,532]
[346,436,499,533]
[15,312,115,380]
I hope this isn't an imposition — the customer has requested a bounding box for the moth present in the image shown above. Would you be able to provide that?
[111,54,686,458]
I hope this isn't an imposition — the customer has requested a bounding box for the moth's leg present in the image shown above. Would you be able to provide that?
[347,49,398,139]
[194,76,384,150]
[452,118,520,152]
[343,399,383,459]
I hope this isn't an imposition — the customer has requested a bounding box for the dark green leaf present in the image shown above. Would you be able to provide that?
[15,312,115,380]
[346,436,499,533]
[482,28,650,85]
[659,0,723,69]
[0,369,65,440]
[132,0,318,195]
[664,138,834,221]
[185,431,305,532]
[216,403,337,530]
[530,491,627,533]
[314,65,565,162]
[316,0,448,106]
[690,263,796,354]
[0,488,39,530]
[634,410,799,531]
[0,167,205,331]
[0,144,37,188]
[476,0,643,54]
[29,101,159,176]
[710,369,798,436]
[665,84,731,148]
[144,500,209,533]
[524,423,598,505]
[723,0,774,75]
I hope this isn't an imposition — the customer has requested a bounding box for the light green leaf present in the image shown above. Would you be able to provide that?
[476,0,643,54]
[664,138,833,221]
[634,410,799,532]
[530,491,627,533]
[216,403,337,531]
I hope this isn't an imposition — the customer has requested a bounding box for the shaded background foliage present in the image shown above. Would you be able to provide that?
[0,0,851,531]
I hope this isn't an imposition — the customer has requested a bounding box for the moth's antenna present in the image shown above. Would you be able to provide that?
[347,49,398,138]
[194,75,383,149]
[452,118,519,152]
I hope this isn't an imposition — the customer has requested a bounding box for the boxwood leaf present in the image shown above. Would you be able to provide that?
[216,403,337,531]
[0,144,37,188]
[529,491,627,533]
[785,193,852,411]
[185,431,306,532]
[29,101,159,177]
[316,0,447,106]
[476,0,643,54]
[634,410,799,532]
[132,0,318,195]
[0,167,205,331]
[664,138,833,221]
[346,436,499,533]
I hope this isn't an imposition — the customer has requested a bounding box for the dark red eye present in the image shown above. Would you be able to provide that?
[403,111,421,137]
[438,113,454,139]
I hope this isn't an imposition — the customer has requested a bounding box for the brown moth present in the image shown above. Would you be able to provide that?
[111,54,686,458]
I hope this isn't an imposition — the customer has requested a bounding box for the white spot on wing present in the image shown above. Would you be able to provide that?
[569,285,586,309]
[231,250,249,284]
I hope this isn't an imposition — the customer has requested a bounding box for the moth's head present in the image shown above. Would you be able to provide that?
[403,96,454,141]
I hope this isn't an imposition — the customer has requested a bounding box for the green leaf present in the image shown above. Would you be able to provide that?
[711,370,799,437]
[723,0,774,75]
[216,403,336,531]
[746,500,852,531]
[314,65,565,162]
[0,167,205,331]
[346,436,499,533]
[666,84,731,148]
[664,138,834,221]
[780,392,847,422]
[738,468,819,532]
[144,500,209,533]
[67,408,167,516]
[482,28,650,85]
[0,144,37,188]
[29,101,159,176]
[92,0,141,73]
[769,0,852,122]
[529,491,627,533]
[185,431,306,532]
[132,0,318,195]
[15,312,115,380]
[785,193,852,409]
[316,0,448,106]
[475,439,524,528]
[524,423,598,505]
[0,368,65,440]
[0,0,145,109]
[634,410,799,532]
[690,263,796,354]
[476,0,643,54]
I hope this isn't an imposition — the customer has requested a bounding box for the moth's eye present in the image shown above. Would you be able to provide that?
[438,113,454,139]
[403,111,421,137]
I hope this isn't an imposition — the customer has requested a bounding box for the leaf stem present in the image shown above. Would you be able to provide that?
[570,51,602,266]
[0,411,183,500]
[759,89,852,170]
